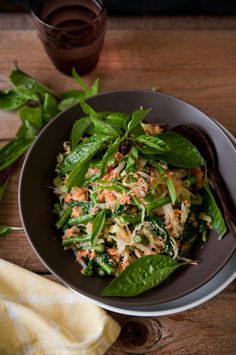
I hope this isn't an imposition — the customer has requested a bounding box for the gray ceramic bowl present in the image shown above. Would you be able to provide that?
[19,90,236,308]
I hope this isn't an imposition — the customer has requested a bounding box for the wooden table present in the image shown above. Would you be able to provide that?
[0,15,236,354]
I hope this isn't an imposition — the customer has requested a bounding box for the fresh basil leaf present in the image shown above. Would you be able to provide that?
[135,135,170,153]
[43,93,59,122]
[0,90,27,111]
[58,97,80,111]
[100,138,120,177]
[18,104,42,129]
[166,176,177,204]
[101,254,188,297]
[0,178,9,203]
[60,89,86,99]
[70,117,91,150]
[91,210,106,246]
[105,112,129,130]
[202,181,227,239]
[16,121,38,140]
[159,131,205,168]
[79,98,100,118]
[9,63,55,97]
[0,225,23,238]
[89,78,100,96]
[135,143,161,155]
[126,145,138,171]
[0,135,33,172]
[79,100,119,136]
[91,116,120,137]
[66,161,89,189]
[15,86,39,101]
[72,67,90,92]
[127,108,151,133]
[59,135,111,173]
[72,68,99,97]
[129,123,145,136]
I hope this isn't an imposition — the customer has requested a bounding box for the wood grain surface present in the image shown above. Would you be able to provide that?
[0,26,236,354]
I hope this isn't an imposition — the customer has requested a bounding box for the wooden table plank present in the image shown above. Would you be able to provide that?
[0,28,236,354]
[0,30,236,136]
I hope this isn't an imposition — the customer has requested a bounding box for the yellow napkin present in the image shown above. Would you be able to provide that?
[0,258,120,355]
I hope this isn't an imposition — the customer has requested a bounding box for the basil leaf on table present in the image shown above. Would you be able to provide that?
[0,90,27,111]
[60,89,86,100]
[16,121,38,140]
[70,117,91,150]
[72,68,99,96]
[202,181,227,239]
[101,254,189,297]
[58,97,80,111]
[58,135,111,173]
[0,135,33,172]
[0,179,9,203]
[15,86,39,101]
[43,93,59,122]
[18,104,43,129]
[91,210,106,246]
[159,131,205,168]
[0,225,23,238]
[9,63,55,97]
[100,138,120,177]
[135,135,170,153]
[127,108,151,133]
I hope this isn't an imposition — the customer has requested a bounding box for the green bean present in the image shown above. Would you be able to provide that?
[97,268,105,276]
[183,176,197,188]
[68,214,93,226]
[83,173,100,186]
[95,244,105,253]
[146,196,171,213]
[54,203,62,215]
[95,257,114,275]
[150,175,165,194]
[191,193,203,205]
[132,196,143,210]
[56,206,73,228]
[82,260,94,276]
[90,192,98,205]
[62,235,91,246]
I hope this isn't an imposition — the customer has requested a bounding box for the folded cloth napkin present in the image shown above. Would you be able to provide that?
[0,259,120,355]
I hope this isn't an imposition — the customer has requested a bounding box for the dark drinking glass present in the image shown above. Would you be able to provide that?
[30,0,107,75]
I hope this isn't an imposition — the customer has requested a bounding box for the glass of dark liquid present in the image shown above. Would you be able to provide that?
[30,0,107,76]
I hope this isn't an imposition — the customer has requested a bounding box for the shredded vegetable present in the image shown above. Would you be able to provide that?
[53,101,226,296]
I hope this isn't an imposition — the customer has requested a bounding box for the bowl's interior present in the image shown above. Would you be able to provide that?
[19,90,236,307]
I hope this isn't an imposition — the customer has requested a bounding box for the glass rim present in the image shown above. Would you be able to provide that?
[30,0,107,31]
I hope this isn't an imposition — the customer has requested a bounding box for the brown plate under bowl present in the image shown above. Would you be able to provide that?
[19,90,236,308]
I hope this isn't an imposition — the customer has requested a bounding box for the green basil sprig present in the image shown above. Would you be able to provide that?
[101,254,190,297]
[202,180,227,239]
[158,131,205,168]
[0,64,100,238]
